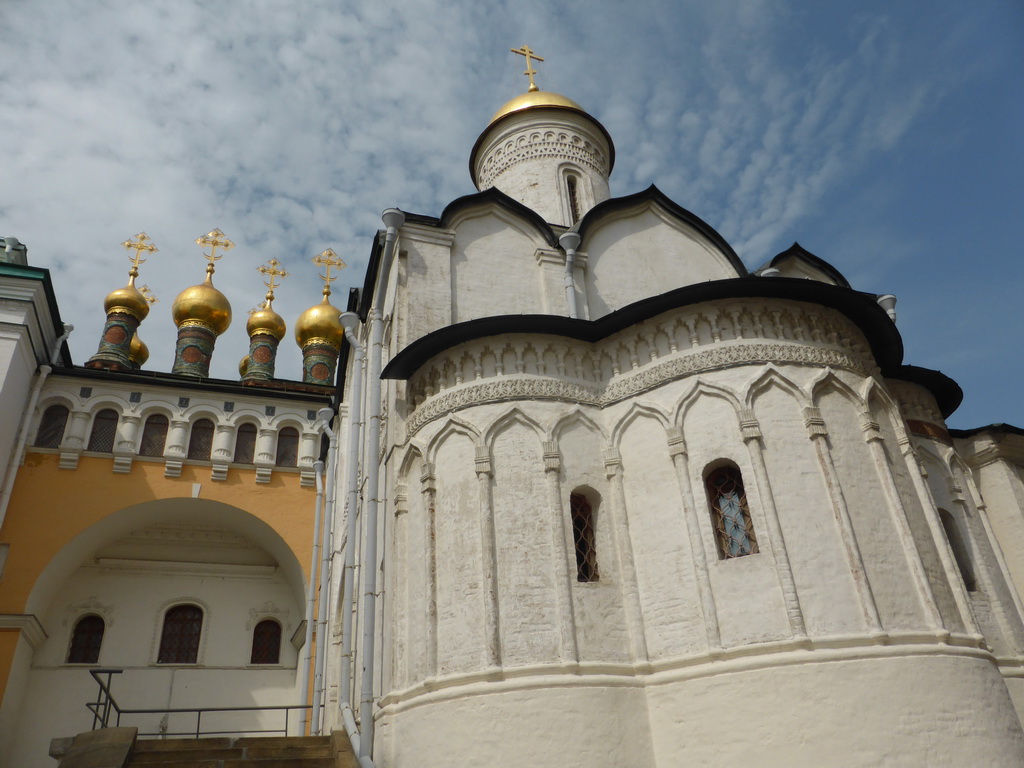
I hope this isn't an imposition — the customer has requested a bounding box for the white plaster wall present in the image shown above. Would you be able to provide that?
[0,327,36,493]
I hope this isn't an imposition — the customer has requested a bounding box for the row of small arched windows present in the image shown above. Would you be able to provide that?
[35,405,301,467]
[66,604,283,665]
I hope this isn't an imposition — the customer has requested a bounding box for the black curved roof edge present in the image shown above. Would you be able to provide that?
[762,242,852,289]
[468,104,617,188]
[438,187,559,247]
[382,276,905,383]
[949,423,1024,439]
[358,229,385,321]
[575,185,748,278]
[886,364,963,419]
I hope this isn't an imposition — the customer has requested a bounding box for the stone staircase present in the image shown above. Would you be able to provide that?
[123,735,353,768]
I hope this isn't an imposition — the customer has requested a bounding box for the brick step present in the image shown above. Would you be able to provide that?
[134,737,236,752]
[223,760,336,768]
[126,734,338,768]
[234,736,332,749]
[130,748,242,761]
[245,746,333,759]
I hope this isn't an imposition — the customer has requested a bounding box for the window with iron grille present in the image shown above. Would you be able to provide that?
[939,508,977,592]
[187,419,215,460]
[67,614,104,664]
[566,174,581,222]
[157,604,203,664]
[570,491,599,582]
[706,463,758,559]
[87,409,119,453]
[35,404,70,448]
[234,423,257,464]
[276,427,299,467]
[139,414,169,456]
[250,619,282,664]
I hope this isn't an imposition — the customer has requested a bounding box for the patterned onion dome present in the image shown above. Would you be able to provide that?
[294,294,344,349]
[489,90,587,125]
[246,303,286,341]
[128,332,149,367]
[171,274,232,335]
[103,282,151,320]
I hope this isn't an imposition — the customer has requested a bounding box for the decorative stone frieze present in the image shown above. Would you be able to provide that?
[477,126,609,190]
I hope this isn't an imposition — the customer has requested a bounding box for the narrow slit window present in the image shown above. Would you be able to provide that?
[706,464,758,559]
[187,418,215,460]
[234,423,257,464]
[158,604,203,664]
[67,615,105,664]
[139,414,169,456]
[570,491,599,582]
[87,409,119,453]
[35,405,70,448]
[250,619,282,664]
[276,427,299,467]
[939,508,977,592]
[566,174,581,222]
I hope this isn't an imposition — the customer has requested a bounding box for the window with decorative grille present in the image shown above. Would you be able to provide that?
[234,423,257,464]
[139,414,169,456]
[570,491,599,582]
[157,604,203,664]
[939,508,977,592]
[35,404,70,448]
[187,419,215,460]
[276,427,299,467]
[566,174,581,222]
[706,464,758,559]
[250,619,282,664]
[87,409,119,452]
[67,615,104,664]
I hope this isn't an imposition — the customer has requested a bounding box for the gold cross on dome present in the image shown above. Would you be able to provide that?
[195,228,234,263]
[139,284,158,304]
[257,258,288,293]
[511,44,544,92]
[122,232,158,275]
[312,248,346,291]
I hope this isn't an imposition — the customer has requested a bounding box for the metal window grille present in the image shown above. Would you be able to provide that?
[276,428,299,467]
[158,605,203,664]
[570,492,599,582]
[139,414,169,457]
[939,508,977,592]
[35,405,69,448]
[567,175,581,222]
[87,409,119,453]
[67,615,104,664]
[187,419,215,460]
[706,465,758,559]
[234,423,257,464]
[250,619,282,664]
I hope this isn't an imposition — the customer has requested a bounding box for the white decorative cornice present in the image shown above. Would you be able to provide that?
[0,614,48,648]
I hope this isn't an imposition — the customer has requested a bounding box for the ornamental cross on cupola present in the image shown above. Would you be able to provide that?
[121,232,157,283]
[257,258,288,306]
[511,44,544,92]
[139,284,158,305]
[195,228,234,275]
[312,248,346,298]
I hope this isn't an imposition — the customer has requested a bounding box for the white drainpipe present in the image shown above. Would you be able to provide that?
[300,459,325,734]
[312,409,338,733]
[559,230,581,319]
[0,322,73,529]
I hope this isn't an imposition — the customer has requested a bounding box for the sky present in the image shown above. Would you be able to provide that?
[2,0,1021,429]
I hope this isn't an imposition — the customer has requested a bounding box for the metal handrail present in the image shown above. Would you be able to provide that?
[87,668,312,738]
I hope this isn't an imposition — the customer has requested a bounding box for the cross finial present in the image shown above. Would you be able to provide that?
[312,248,346,297]
[511,44,544,92]
[138,284,158,305]
[121,232,158,280]
[257,258,288,305]
[195,228,234,275]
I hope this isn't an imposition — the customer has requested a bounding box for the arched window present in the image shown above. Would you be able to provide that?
[187,418,215,460]
[35,404,69,448]
[566,174,581,222]
[67,614,104,664]
[234,423,257,464]
[87,409,119,452]
[157,604,203,664]
[939,508,977,592]
[569,491,599,582]
[706,463,758,559]
[276,427,299,467]
[139,414,169,457]
[250,619,282,664]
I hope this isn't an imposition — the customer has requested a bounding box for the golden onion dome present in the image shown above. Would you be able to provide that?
[171,271,232,335]
[128,332,149,367]
[104,281,150,320]
[489,89,586,126]
[247,302,286,341]
[295,293,344,349]
[239,355,250,377]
